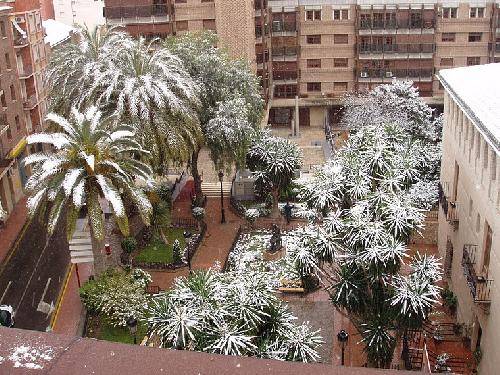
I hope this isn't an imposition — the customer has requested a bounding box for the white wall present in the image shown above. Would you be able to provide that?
[53,0,105,30]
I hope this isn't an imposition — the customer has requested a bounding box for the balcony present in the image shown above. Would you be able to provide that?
[358,69,433,82]
[271,47,297,61]
[18,65,33,79]
[462,244,493,304]
[272,70,298,84]
[446,201,459,224]
[103,5,171,22]
[359,18,434,33]
[271,22,297,36]
[14,36,29,48]
[23,95,37,110]
[359,43,434,57]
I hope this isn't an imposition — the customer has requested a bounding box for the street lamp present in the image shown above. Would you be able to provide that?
[337,329,349,366]
[183,231,193,273]
[218,170,226,224]
[126,317,138,345]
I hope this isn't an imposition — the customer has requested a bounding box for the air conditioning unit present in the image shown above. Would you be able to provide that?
[360,72,369,78]
[385,71,393,78]
[15,16,24,23]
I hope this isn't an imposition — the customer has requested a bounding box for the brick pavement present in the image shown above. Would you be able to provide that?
[0,196,28,265]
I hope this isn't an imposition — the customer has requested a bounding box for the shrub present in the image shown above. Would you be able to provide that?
[172,239,182,263]
[191,206,205,221]
[440,288,458,311]
[121,237,137,254]
[80,268,151,327]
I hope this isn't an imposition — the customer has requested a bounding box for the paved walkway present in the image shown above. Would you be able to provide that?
[0,196,28,265]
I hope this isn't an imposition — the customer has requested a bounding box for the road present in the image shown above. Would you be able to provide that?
[0,214,69,331]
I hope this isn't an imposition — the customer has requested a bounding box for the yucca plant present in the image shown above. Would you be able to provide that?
[24,107,153,270]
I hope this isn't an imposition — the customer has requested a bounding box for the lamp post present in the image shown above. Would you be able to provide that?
[126,317,138,345]
[218,170,226,224]
[183,231,193,274]
[337,329,349,366]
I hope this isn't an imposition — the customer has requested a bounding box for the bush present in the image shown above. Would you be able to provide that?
[121,237,137,254]
[80,268,151,327]
[191,206,205,221]
[172,239,182,263]
[440,288,458,311]
[156,183,172,203]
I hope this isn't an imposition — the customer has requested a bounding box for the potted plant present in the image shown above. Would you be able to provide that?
[435,353,451,373]
[440,288,458,315]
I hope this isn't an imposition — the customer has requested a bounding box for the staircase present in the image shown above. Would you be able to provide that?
[69,219,94,264]
[201,182,232,198]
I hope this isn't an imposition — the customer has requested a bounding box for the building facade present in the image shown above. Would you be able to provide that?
[53,0,105,30]
[437,63,499,375]
[102,1,500,130]
[0,1,48,221]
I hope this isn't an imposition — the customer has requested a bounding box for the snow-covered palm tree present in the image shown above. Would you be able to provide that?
[24,107,153,268]
[46,26,132,115]
[88,37,200,172]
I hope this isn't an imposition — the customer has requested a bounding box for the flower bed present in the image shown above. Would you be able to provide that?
[131,223,206,270]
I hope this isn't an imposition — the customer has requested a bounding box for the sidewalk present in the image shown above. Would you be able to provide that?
[0,196,28,265]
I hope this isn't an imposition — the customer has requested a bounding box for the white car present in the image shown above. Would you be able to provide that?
[0,305,14,327]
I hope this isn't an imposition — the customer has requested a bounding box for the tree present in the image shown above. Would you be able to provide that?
[247,133,302,218]
[23,107,153,271]
[146,269,322,362]
[47,27,201,174]
[340,80,442,210]
[166,32,263,199]
[297,123,442,368]
[80,268,152,327]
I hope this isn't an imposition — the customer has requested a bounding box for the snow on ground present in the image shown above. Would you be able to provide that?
[7,344,54,370]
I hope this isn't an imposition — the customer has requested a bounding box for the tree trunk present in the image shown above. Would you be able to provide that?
[270,188,280,218]
[191,148,203,203]
[88,218,104,276]
[150,107,166,175]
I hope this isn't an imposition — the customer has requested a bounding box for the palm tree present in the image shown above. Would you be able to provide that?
[88,37,200,173]
[46,25,132,115]
[24,107,153,272]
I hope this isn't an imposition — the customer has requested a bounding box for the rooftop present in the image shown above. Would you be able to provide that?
[437,63,500,154]
[42,19,74,47]
[0,327,413,375]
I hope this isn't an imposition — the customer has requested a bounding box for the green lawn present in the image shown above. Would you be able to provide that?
[134,227,188,263]
[97,320,148,345]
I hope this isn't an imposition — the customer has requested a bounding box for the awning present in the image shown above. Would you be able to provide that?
[8,137,27,159]
[11,19,27,38]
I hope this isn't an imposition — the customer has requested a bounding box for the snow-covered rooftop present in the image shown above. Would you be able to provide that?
[437,63,500,154]
[42,19,74,47]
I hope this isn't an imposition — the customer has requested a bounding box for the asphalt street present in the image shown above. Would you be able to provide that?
[0,214,69,331]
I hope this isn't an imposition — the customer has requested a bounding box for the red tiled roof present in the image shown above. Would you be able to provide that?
[0,327,414,375]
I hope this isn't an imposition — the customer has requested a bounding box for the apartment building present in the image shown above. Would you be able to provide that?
[52,0,105,30]
[437,63,499,375]
[0,1,48,221]
[102,1,500,130]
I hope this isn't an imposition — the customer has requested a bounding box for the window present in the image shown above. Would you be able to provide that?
[305,10,321,21]
[334,34,348,44]
[333,9,349,20]
[470,7,485,18]
[15,115,20,130]
[4,53,10,69]
[468,32,482,42]
[440,58,453,66]
[0,21,5,38]
[442,7,457,18]
[307,59,321,68]
[467,57,480,66]
[6,127,11,139]
[176,21,188,31]
[441,33,455,42]
[476,213,481,232]
[334,82,348,91]
[0,92,5,107]
[482,221,492,276]
[9,85,15,101]
[468,198,473,217]
[203,19,216,30]
[334,58,348,67]
[306,35,321,44]
[307,82,321,92]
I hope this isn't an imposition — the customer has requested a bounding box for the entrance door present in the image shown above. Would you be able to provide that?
[299,108,310,127]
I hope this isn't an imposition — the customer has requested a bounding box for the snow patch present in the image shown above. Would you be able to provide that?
[8,345,54,370]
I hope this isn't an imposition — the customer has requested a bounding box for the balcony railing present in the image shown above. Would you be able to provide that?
[103,5,170,20]
[272,22,296,33]
[462,244,493,303]
[359,43,434,54]
[273,71,298,81]
[23,95,37,110]
[18,65,33,78]
[358,69,433,80]
[359,18,434,30]
[271,47,298,59]
[446,201,459,223]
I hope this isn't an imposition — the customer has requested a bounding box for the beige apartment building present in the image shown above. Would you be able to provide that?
[437,63,499,375]
[52,0,105,30]
[102,1,500,130]
[0,1,48,222]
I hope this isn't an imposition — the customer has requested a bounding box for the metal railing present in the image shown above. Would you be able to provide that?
[272,22,297,33]
[462,244,493,303]
[359,43,434,54]
[360,18,434,30]
[446,201,459,223]
[18,65,33,78]
[359,69,433,79]
[103,5,170,19]
[273,70,298,80]
[271,46,298,57]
